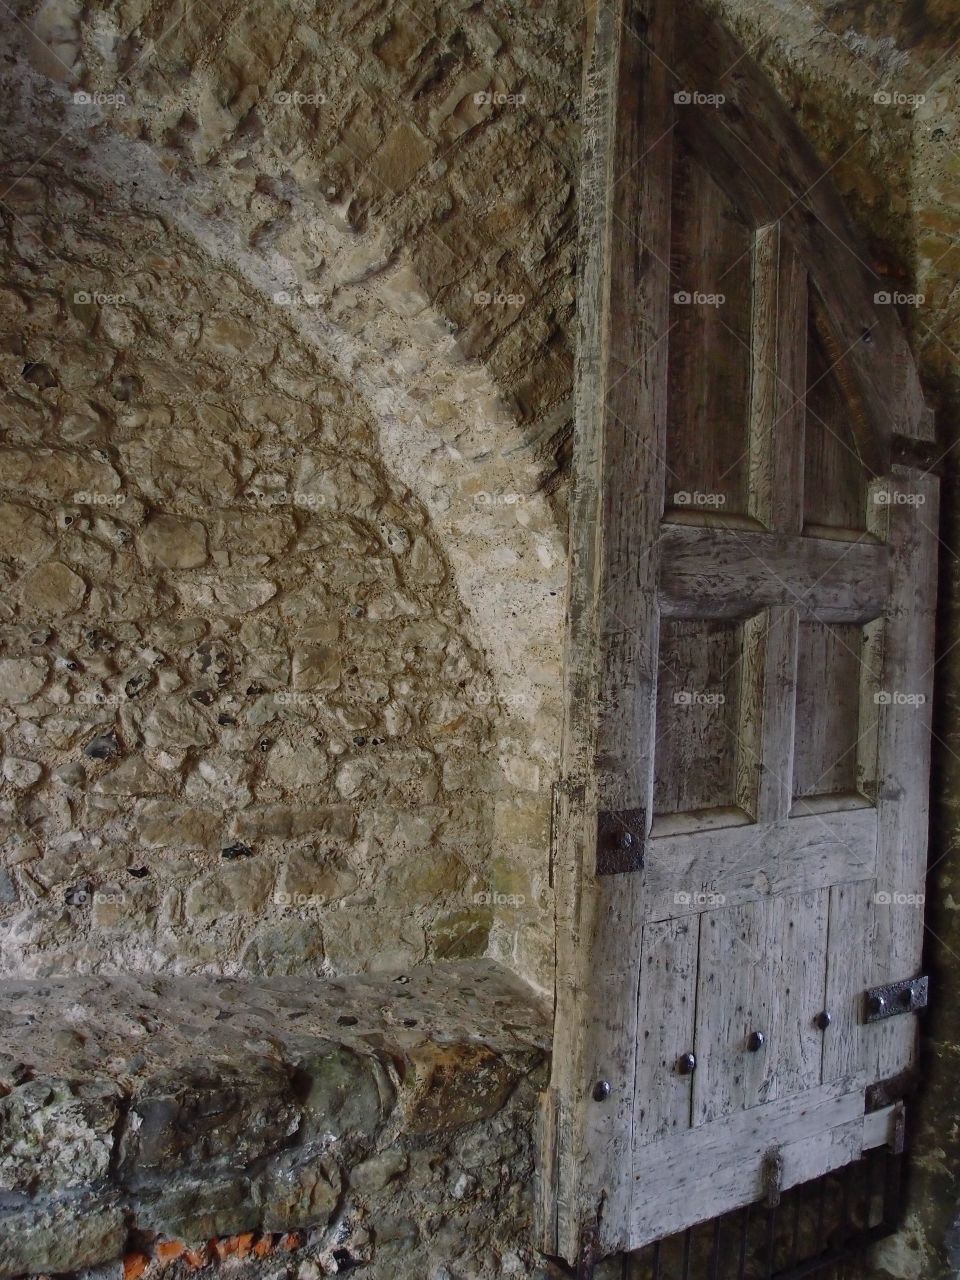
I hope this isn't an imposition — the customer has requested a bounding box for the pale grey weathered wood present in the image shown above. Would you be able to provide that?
[544,0,676,1259]
[866,468,939,1084]
[547,1,937,1262]
[641,807,878,922]
[658,524,890,622]
[632,918,698,1142]
[629,1079,865,1248]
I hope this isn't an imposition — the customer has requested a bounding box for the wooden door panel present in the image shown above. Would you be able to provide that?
[666,143,754,516]
[793,621,868,801]
[543,0,936,1263]
[633,918,698,1142]
[658,525,891,622]
[691,894,828,1126]
[653,618,743,816]
[641,809,878,923]
[629,1080,867,1248]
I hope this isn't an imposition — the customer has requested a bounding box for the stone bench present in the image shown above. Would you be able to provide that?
[0,962,552,1279]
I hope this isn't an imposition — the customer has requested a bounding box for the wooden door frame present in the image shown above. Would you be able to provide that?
[539,0,937,1265]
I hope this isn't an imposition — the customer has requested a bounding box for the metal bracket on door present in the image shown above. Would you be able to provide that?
[575,1223,599,1280]
[863,975,929,1023]
[596,807,645,874]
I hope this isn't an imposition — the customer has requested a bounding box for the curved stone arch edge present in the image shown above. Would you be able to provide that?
[1,65,565,992]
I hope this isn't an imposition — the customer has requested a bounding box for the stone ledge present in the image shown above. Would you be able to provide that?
[0,962,550,1278]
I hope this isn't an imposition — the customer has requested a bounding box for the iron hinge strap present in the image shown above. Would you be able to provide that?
[863,974,929,1022]
[576,1224,599,1280]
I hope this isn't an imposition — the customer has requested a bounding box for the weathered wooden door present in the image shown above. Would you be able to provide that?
[540,1,938,1266]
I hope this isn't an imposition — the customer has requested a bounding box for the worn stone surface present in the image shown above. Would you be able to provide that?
[0,144,560,985]
[0,0,957,1273]
[0,962,549,1277]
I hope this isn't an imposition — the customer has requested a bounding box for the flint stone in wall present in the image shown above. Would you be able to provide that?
[129,1176,256,1243]
[265,741,330,789]
[277,849,358,903]
[253,1153,342,1232]
[136,802,220,850]
[401,1043,522,1135]
[93,757,173,796]
[294,1045,394,1142]
[142,697,216,749]
[184,860,274,919]
[175,576,277,614]
[18,561,86,615]
[121,429,239,505]
[231,804,355,841]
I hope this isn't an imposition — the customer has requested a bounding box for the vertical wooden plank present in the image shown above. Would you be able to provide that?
[823,880,875,1083]
[692,902,777,1125]
[633,918,698,1141]
[741,228,803,823]
[767,889,829,1100]
[654,619,742,816]
[866,468,938,1082]
[748,226,807,535]
[736,605,799,823]
[546,0,676,1259]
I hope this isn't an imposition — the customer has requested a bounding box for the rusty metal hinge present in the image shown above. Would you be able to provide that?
[762,1147,785,1208]
[863,975,929,1023]
[596,807,645,874]
[576,1223,599,1280]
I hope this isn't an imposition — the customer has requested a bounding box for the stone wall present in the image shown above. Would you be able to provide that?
[0,0,574,992]
[0,151,553,982]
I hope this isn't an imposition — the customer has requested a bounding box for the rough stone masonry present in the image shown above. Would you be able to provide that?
[0,0,959,1276]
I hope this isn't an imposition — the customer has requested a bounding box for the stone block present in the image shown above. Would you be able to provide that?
[138,515,208,570]
[117,1057,299,1184]
[0,1195,126,1279]
[0,1076,120,1194]
[401,1044,520,1135]
[294,1046,393,1142]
